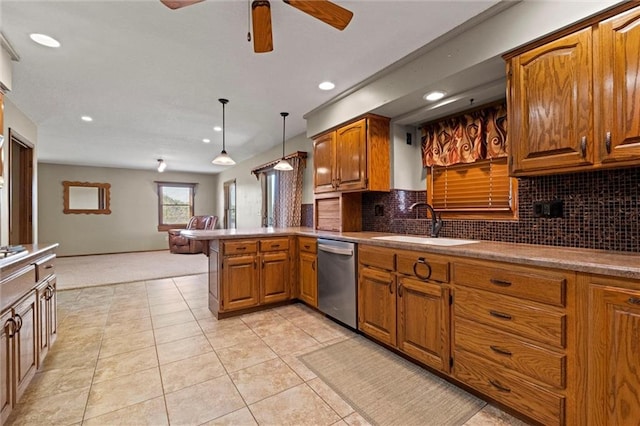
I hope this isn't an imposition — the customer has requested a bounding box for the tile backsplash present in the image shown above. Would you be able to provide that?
[362,167,640,253]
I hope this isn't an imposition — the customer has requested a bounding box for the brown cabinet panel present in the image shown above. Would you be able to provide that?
[358,266,396,346]
[397,276,450,372]
[510,28,594,175]
[454,350,565,426]
[455,287,566,348]
[260,238,289,252]
[0,310,12,424]
[588,282,640,425]
[298,237,317,254]
[13,293,37,404]
[298,251,317,307]
[358,245,395,272]
[396,251,449,283]
[599,6,640,165]
[452,260,567,306]
[335,119,367,191]
[313,132,336,193]
[455,317,566,389]
[261,251,289,304]
[36,278,57,368]
[222,255,259,311]
[223,240,258,255]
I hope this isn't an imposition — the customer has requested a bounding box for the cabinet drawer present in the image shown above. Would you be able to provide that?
[1,265,36,312]
[298,237,317,254]
[35,254,56,282]
[260,238,289,252]
[396,250,449,283]
[453,261,568,307]
[455,317,566,389]
[454,286,566,348]
[223,240,258,255]
[359,245,395,271]
[454,350,564,426]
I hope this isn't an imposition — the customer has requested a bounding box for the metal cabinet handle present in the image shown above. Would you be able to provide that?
[304,245,311,250]
[389,280,394,294]
[45,265,53,270]
[398,282,403,297]
[580,136,587,157]
[47,285,55,301]
[4,318,17,338]
[605,131,612,154]
[489,379,511,393]
[413,258,432,280]
[490,345,513,356]
[15,314,23,332]
[628,297,640,305]
[489,278,512,287]
[272,244,280,248]
[489,310,512,320]
[311,260,315,271]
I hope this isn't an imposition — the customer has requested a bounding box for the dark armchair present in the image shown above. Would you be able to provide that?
[168,215,217,254]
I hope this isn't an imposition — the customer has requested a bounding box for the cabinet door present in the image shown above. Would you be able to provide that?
[599,6,640,165]
[36,281,49,367]
[299,251,317,307]
[48,278,58,349]
[358,266,396,346]
[589,284,640,425]
[13,292,37,403]
[313,132,336,193]
[1,310,13,424]
[397,277,450,373]
[261,251,289,304]
[510,28,593,175]
[222,255,259,311]
[336,119,367,191]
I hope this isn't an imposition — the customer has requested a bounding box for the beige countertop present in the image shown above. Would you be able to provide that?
[182,227,640,280]
[0,243,59,276]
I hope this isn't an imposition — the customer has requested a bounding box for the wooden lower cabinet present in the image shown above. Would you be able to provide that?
[222,254,259,311]
[36,278,57,367]
[261,251,289,304]
[1,311,12,424]
[587,276,640,425]
[358,265,396,346]
[397,276,450,373]
[298,251,317,307]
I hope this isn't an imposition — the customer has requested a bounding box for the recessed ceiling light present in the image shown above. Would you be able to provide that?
[81,116,93,122]
[424,91,446,102]
[202,138,210,143]
[213,126,222,132]
[29,33,61,48]
[319,81,335,91]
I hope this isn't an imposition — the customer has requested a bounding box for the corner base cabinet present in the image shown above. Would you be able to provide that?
[0,245,58,426]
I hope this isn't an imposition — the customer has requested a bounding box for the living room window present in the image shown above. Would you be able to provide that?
[156,182,196,231]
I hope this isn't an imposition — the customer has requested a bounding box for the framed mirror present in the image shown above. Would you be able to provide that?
[63,181,111,214]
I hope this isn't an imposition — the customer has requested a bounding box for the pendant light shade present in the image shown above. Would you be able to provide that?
[273,112,293,171]
[212,98,236,166]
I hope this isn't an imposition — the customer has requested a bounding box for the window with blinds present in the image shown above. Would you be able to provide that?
[428,158,517,219]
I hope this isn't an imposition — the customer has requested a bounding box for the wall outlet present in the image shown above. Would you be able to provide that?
[533,200,563,218]
[374,204,384,216]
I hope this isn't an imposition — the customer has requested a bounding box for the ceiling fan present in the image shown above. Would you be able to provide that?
[160,0,354,53]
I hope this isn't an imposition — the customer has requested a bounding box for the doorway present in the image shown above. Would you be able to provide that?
[9,129,34,245]
[223,179,236,229]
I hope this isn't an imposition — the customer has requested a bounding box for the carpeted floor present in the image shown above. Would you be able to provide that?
[55,250,208,290]
[300,336,486,426]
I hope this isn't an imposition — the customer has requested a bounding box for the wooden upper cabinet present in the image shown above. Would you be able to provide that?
[507,4,640,176]
[509,28,594,175]
[313,132,336,193]
[598,6,640,165]
[312,114,390,193]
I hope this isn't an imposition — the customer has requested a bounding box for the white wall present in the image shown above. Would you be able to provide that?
[2,97,38,246]
[38,163,216,256]
[391,123,425,191]
[212,132,314,229]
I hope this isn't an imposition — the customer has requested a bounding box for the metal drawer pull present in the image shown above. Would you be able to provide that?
[413,257,432,280]
[628,297,640,305]
[580,136,587,157]
[4,318,16,338]
[304,245,310,249]
[489,278,511,287]
[489,379,511,393]
[605,131,612,154]
[272,244,280,248]
[489,310,512,320]
[398,283,403,297]
[45,265,53,269]
[311,261,315,271]
[236,246,246,250]
[490,345,513,356]
[389,280,394,295]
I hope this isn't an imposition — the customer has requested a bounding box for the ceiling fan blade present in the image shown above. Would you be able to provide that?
[252,1,274,53]
[160,0,205,10]
[284,0,353,31]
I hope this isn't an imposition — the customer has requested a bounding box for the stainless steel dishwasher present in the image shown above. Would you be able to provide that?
[317,238,357,329]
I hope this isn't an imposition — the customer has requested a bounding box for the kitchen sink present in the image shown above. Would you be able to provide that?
[371,235,480,246]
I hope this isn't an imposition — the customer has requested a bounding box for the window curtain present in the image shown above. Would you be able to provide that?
[421,102,507,167]
[273,156,305,227]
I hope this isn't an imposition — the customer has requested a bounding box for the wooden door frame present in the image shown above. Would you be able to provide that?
[8,129,34,245]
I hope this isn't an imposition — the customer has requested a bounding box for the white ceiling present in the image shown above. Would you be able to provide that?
[2,0,502,174]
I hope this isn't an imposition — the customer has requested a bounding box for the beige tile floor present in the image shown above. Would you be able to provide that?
[7,274,529,426]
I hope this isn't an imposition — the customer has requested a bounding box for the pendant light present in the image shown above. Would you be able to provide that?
[212,98,236,166]
[273,112,293,171]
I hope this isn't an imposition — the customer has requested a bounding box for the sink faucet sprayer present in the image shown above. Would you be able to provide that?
[408,202,444,237]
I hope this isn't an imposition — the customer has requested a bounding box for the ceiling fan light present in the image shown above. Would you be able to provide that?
[212,150,236,166]
[274,158,293,171]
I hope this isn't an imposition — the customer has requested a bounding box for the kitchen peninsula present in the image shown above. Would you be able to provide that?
[183,227,640,425]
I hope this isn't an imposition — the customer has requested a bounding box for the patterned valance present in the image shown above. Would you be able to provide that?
[420,102,507,167]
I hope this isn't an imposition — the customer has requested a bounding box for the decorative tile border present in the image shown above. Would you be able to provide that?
[362,167,640,253]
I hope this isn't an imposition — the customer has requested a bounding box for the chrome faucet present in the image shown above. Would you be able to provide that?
[408,202,444,237]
